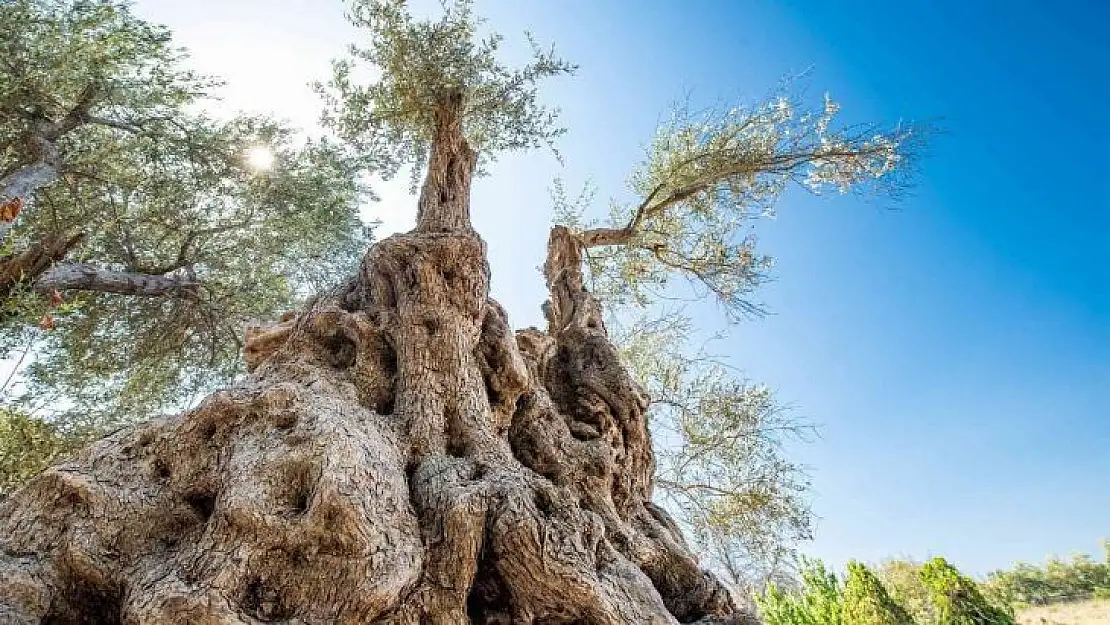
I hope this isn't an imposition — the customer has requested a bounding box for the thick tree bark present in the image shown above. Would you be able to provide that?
[415,90,477,234]
[0,101,758,624]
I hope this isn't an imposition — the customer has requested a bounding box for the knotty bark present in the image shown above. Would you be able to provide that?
[0,94,758,624]
[415,90,477,234]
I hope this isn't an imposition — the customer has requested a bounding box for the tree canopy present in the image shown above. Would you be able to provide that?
[0,0,371,428]
[317,0,575,188]
[555,92,921,318]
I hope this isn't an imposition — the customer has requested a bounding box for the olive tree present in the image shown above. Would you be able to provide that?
[0,1,921,623]
[0,0,371,430]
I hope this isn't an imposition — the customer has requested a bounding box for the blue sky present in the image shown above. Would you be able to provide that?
[134,0,1109,576]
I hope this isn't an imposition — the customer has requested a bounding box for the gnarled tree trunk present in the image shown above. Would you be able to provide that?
[0,94,758,624]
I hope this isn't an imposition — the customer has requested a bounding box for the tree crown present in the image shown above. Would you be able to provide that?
[0,0,371,428]
[1,0,211,162]
[556,91,925,318]
[318,0,575,186]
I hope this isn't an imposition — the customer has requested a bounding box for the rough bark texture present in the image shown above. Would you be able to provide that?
[415,91,477,234]
[0,97,759,624]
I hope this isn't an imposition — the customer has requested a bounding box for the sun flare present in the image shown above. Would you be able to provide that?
[246,146,275,171]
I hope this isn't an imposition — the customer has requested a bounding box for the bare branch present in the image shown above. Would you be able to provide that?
[83,115,143,134]
[35,263,199,297]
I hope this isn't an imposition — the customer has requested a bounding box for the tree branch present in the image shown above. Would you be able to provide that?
[0,233,85,296]
[34,263,199,297]
[1,161,59,209]
[0,84,108,243]
[44,83,104,139]
[84,115,143,134]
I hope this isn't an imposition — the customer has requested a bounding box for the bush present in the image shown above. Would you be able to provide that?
[753,555,1020,625]
[843,561,915,625]
[756,558,843,625]
[920,557,1014,625]
[983,544,1110,607]
[876,559,938,624]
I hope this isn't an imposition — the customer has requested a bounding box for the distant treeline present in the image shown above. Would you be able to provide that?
[757,557,1014,625]
[753,541,1110,624]
[982,541,1110,607]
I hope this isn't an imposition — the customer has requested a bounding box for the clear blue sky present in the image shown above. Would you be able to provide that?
[134,0,1109,576]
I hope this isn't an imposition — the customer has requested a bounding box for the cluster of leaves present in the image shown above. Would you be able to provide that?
[611,311,814,595]
[10,120,370,430]
[1,0,372,429]
[981,543,1110,607]
[317,0,575,187]
[0,407,82,497]
[0,0,213,162]
[842,561,916,625]
[757,558,843,625]
[875,559,942,624]
[757,557,1013,625]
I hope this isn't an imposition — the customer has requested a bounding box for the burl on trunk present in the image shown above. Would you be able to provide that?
[0,93,758,625]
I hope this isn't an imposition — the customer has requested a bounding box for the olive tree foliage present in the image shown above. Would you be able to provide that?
[316,0,576,188]
[0,0,371,431]
[553,85,924,594]
[555,92,920,318]
[610,310,814,597]
[1,0,208,220]
[0,407,82,498]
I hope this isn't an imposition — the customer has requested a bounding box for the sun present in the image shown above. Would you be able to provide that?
[246,146,275,171]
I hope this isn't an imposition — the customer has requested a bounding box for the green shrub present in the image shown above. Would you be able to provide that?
[920,557,1014,625]
[756,558,843,625]
[876,559,938,623]
[983,544,1110,607]
[842,561,915,625]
